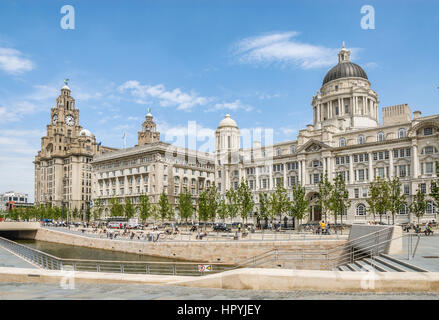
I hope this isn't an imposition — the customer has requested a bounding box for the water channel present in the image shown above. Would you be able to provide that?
[15,239,187,262]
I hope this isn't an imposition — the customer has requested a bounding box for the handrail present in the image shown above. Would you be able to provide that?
[0,236,234,275]
[326,226,393,254]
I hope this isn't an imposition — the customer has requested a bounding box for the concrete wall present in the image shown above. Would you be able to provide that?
[0,267,438,292]
[33,228,345,266]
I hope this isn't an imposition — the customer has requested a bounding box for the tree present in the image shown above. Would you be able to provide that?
[124,198,135,219]
[237,179,255,223]
[72,207,79,221]
[388,176,406,225]
[85,208,91,222]
[258,193,269,228]
[217,198,228,222]
[269,181,290,224]
[410,187,427,225]
[225,187,239,221]
[93,198,104,221]
[329,174,351,233]
[206,184,220,222]
[178,191,194,228]
[53,206,61,221]
[366,178,381,223]
[158,191,172,223]
[317,172,333,222]
[138,193,152,223]
[290,183,309,227]
[376,177,391,223]
[430,163,439,212]
[198,190,209,226]
[110,197,123,217]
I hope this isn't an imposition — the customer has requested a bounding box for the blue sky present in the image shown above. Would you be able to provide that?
[0,0,438,200]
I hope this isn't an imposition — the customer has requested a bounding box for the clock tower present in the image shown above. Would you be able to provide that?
[34,81,114,218]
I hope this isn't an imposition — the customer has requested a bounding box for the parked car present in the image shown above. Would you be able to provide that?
[213,223,231,232]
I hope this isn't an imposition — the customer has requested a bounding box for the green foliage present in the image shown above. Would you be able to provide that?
[237,179,255,222]
[217,198,228,222]
[206,184,220,221]
[290,183,309,223]
[53,206,61,221]
[138,193,152,223]
[269,181,290,222]
[225,187,239,220]
[72,207,79,221]
[110,197,123,217]
[317,172,333,221]
[410,187,427,224]
[93,198,104,221]
[124,197,135,219]
[179,190,194,223]
[158,191,172,222]
[197,190,209,223]
[258,193,269,219]
[329,174,351,229]
[431,163,439,211]
[388,176,406,225]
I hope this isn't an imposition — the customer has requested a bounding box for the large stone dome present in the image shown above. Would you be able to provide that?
[322,61,368,85]
[218,114,238,129]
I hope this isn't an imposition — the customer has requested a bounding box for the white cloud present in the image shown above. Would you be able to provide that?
[118,80,211,111]
[232,32,359,69]
[0,47,34,74]
[208,99,254,112]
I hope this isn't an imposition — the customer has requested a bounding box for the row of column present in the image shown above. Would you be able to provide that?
[315,95,378,122]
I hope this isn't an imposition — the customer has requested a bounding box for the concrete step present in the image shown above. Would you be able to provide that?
[354,260,374,272]
[346,263,362,271]
[373,256,407,272]
[337,265,351,272]
[362,258,390,272]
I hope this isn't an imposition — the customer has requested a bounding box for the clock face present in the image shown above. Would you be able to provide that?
[65,115,75,126]
[52,114,58,125]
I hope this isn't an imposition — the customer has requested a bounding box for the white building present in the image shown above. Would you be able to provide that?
[91,43,439,224]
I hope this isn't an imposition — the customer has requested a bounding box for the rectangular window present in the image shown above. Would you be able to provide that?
[420,183,427,194]
[354,188,359,199]
[399,165,406,177]
[425,162,434,174]
[404,184,410,195]
[358,169,365,181]
[313,174,319,184]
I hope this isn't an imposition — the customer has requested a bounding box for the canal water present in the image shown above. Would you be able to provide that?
[16,239,186,262]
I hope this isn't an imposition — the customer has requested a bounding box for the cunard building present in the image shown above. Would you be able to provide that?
[91,111,216,217]
[89,43,438,224]
[34,82,115,215]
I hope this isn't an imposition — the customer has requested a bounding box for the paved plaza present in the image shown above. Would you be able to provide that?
[0,246,36,269]
[391,234,439,272]
[0,281,438,300]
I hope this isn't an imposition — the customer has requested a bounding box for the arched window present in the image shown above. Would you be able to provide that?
[357,135,365,145]
[377,132,385,142]
[339,138,346,147]
[290,146,296,154]
[426,201,435,214]
[276,148,281,156]
[356,204,366,216]
[398,204,408,215]
[398,128,406,139]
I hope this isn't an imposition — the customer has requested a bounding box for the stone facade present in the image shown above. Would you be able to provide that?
[34,84,116,215]
[91,114,216,217]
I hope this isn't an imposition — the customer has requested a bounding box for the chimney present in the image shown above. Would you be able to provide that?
[413,111,421,120]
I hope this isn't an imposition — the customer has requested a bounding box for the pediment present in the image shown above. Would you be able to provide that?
[296,139,331,154]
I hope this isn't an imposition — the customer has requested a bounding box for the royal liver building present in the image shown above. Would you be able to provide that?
[92,44,438,224]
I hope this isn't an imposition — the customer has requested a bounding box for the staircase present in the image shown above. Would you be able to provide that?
[334,253,429,272]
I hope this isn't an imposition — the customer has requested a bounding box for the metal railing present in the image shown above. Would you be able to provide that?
[233,227,422,270]
[0,236,234,276]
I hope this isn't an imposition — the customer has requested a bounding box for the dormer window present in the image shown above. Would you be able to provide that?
[398,128,406,139]
[290,146,296,154]
[339,138,346,147]
[377,132,385,142]
[276,148,281,156]
[358,135,365,145]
